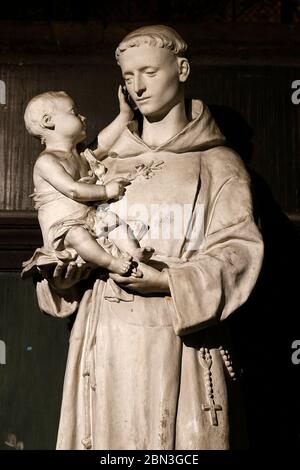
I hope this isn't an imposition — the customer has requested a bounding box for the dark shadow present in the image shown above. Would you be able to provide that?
[208,104,300,449]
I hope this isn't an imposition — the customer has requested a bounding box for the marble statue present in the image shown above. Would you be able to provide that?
[24,25,264,449]
[22,88,154,280]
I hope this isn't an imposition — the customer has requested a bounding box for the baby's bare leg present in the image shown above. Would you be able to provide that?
[109,223,154,262]
[65,226,132,275]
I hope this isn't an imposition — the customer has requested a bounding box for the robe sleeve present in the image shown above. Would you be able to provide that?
[166,176,264,336]
[35,278,80,318]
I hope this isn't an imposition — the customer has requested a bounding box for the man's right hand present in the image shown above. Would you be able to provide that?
[105,178,131,200]
[50,261,93,291]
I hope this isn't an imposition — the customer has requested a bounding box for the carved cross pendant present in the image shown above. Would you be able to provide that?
[201,401,222,426]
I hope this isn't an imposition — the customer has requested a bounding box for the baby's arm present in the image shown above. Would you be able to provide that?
[93,86,134,160]
[35,154,130,202]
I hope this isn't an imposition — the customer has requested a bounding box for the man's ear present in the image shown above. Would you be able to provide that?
[178,58,190,83]
[41,113,55,129]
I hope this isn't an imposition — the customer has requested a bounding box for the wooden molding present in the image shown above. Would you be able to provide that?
[1,22,300,65]
[0,211,41,271]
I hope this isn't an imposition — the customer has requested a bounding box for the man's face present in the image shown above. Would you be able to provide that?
[119,45,183,121]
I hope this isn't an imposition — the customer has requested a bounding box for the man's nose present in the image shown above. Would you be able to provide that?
[134,76,146,96]
[79,114,86,122]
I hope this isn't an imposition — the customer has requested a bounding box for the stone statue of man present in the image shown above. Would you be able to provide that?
[35,25,263,449]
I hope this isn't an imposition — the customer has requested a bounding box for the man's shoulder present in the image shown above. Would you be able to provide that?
[201,145,249,182]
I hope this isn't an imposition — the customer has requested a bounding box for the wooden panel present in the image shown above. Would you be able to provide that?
[187,65,300,213]
[0,273,70,450]
[0,212,42,271]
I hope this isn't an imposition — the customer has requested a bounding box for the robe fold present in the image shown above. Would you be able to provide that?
[35,100,263,449]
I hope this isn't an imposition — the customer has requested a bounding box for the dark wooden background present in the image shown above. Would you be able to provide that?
[0,0,300,450]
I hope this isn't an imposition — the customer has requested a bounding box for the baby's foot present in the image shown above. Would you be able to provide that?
[132,246,154,263]
[130,265,143,278]
[108,257,132,275]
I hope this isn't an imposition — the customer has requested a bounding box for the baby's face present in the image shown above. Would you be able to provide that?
[52,96,86,143]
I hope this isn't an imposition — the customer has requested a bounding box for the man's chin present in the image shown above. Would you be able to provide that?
[137,101,156,114]
[143,109,166,122]
[139,105,161,119]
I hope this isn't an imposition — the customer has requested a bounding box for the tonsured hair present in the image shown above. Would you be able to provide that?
[115,25,188,64]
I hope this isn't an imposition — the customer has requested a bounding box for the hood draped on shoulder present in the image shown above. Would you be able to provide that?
[109,99,226,158]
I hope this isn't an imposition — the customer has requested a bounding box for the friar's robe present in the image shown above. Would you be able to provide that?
[36,100,263,450]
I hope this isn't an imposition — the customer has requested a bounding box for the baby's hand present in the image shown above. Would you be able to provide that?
[118,85,134,120]
[105,177,131,200]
